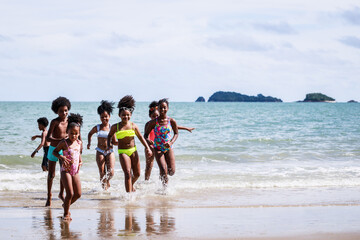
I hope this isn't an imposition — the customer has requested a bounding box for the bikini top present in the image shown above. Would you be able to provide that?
[116,122,136,140]
[96,124,111,138]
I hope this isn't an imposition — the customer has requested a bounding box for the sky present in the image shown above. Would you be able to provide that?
[0,0,359,102]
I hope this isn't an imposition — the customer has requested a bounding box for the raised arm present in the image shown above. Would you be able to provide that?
[87,126,97,149]
[178,126,195,133]
[31,131,46,158]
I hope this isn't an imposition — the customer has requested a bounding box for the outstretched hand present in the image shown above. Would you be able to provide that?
[31,136,37,141]
[187,128,195,133]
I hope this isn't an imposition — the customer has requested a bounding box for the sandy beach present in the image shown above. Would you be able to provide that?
[1,191,360,240]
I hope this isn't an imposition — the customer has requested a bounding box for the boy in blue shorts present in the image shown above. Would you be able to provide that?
[45,97,71,207]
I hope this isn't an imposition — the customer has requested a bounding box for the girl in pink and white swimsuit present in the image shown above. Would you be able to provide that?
[53,114,83,221]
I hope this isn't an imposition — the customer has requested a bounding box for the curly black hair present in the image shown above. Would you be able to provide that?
[117,95,136,114]
[97,100,115,115]
[158,98,169,107]
[67,113,83,131]
[37,117,49,127]
[51,96,71,114]
[148,101,158,117]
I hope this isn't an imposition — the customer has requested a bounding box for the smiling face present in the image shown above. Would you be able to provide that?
[57,106,69,121]
[158,102,168,117]
[119,110,132,123]
[100,111,110,125]
[67,125,80,142]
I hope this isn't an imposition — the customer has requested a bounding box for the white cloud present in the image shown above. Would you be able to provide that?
[0,1,360,102]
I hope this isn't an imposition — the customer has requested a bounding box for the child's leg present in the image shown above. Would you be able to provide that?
[145,147,155,181]
[70,174,81,205]
[154,151,168,185]
[130,151,141,191]
[61,171,74,220]
[46,160,57,206]
[96,151,106,189]
[165,149,176,176]
[58,161,65,202]
[105,153,115,188]
[119,154,133,193]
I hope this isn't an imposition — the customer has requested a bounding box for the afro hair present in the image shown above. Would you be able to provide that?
[51,96,71,114]
[97,100,115,115]
[117,95,136,114]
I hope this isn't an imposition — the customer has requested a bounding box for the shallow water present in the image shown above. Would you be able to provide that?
[0,102,360,207]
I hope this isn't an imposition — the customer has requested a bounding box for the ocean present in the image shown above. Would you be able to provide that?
[0,101,359,208]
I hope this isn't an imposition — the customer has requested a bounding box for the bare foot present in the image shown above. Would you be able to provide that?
[107,181,111,189]
[45,194,52,207]
[132,186,136,192]
[58,193,65,203]
[62,214,72,221]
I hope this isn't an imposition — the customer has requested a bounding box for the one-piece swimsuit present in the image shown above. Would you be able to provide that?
[154,118,172,152]
[61,139,81,176]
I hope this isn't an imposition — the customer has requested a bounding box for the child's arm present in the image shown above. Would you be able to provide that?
[79,142,83,170]
[53,140,68,167]
[87,126,97,149]
[144,120,155,141]
[166,118,178,148]
[46,120,63,142]
[111,133,118,145]
[178,126,195,133]
[31,135,41,141]
[107,124,117,150]
[31,131,46,158]
[134,123,152,158]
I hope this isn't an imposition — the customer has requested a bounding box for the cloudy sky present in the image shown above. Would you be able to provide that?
[0,0,359,102]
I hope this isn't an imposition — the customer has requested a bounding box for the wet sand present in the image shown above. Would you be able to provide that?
[1,195,360,240]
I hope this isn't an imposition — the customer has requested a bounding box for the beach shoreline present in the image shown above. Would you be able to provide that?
[1,199,360,239]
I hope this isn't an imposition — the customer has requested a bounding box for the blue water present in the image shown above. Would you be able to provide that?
[0,101,359,207]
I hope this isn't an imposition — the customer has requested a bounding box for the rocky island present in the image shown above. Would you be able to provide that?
[195,96,205,102]
[301,93,335,102]
[207,91,282,102]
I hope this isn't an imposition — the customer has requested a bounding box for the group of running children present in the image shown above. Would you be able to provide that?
[31,96,194,221]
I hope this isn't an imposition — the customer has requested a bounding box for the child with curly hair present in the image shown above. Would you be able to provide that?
[31,117,50,171]
[107,95,152,192]
[87,100,117,190]
[144,98,178,186]
[144,101,194,181]
[45,96,72,207]
[53,113,83,221]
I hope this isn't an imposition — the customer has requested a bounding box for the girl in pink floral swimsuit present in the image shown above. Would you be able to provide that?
[53,113,83,221]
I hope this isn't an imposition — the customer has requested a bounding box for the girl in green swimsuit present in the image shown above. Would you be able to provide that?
[107,95,152,193]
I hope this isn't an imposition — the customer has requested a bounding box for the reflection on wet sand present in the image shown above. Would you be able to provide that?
[97,208,115,238]
[39,205,176,239]
[41,208,81,240]
[43,209,56,240]
[146,207,176,236]
[60,220,81,240]
[117,208,141,236]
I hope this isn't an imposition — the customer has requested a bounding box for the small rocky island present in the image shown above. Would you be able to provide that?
[195,96,205,102]
[207,91,282,102]
[301,93,335,102]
